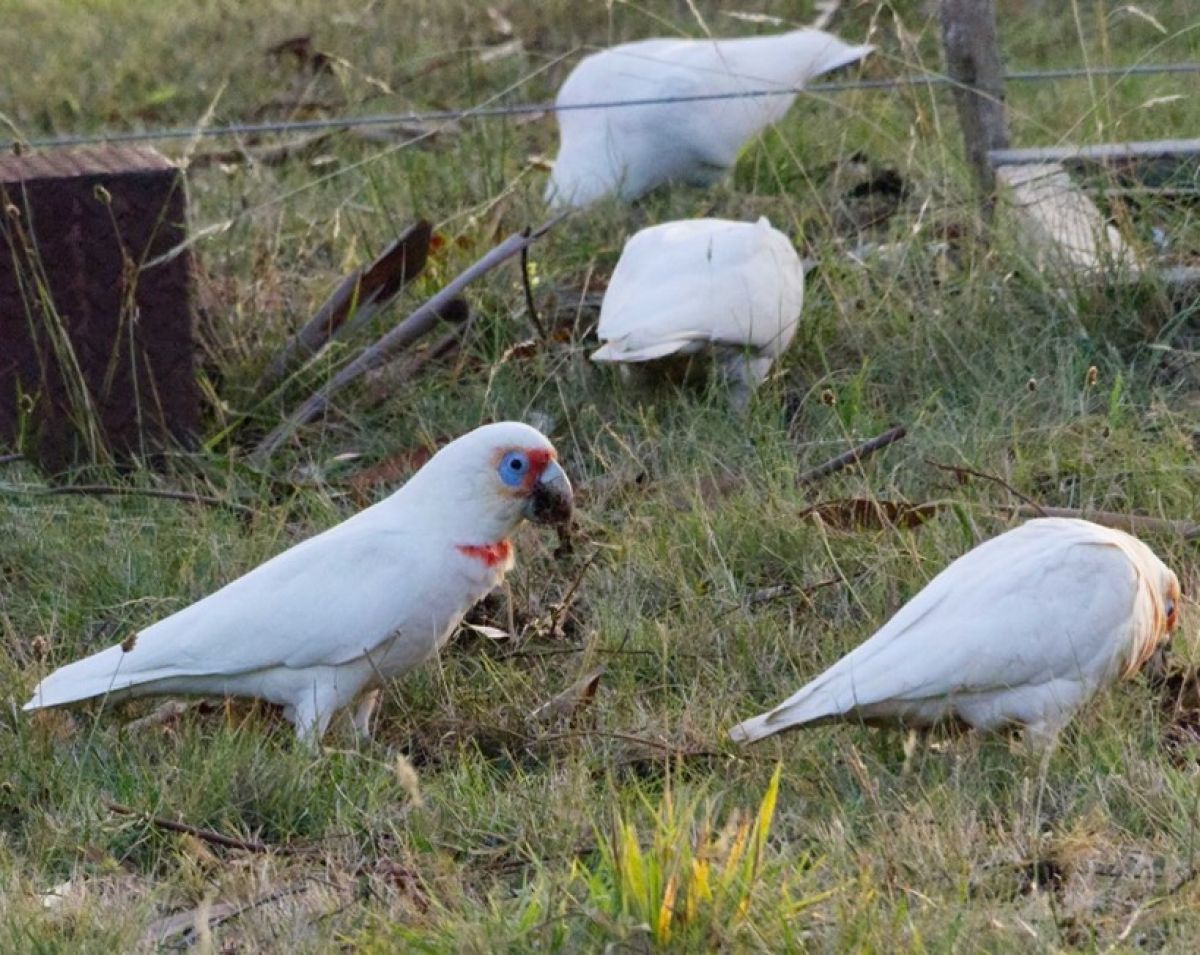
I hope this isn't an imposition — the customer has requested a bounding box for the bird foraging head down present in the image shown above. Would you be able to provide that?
[24,421,573,748]
[591,217,805,409]
[728,518,1182,749]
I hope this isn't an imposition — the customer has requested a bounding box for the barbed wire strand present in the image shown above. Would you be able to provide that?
[4,61,1198,151]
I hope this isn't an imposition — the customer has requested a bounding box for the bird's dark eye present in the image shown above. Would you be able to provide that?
[498,451,529,486]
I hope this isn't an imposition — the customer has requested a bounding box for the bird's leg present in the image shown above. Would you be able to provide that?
[290,689,337,753]
[351,689,381,743]
[1021,721,1062,756]
[901,727,922,775]
[717,352,773,412]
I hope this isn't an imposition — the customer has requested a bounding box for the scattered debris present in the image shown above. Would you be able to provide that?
[1154,665,1200,761]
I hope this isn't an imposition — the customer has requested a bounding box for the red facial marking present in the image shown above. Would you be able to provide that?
[491,445,555,495]
[457,540,513,567]
[523,448,552,490]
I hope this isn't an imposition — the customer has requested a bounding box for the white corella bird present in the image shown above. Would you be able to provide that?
[545,28,873,208]
[730,518,1181,747]
[592,216,805,406]
[24,422,573,747]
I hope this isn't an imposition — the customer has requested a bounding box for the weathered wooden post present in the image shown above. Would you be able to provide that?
[0,146,199,473]
[940,0,1011,207]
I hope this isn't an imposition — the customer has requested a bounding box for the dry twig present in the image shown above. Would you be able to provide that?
[103,799,279,854]
[798,425,907,484]
[2,483,254,517]
[927,458,1046,512]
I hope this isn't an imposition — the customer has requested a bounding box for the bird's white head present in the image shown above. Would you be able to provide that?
[401,421,573,546]
[1112,530,1182,678]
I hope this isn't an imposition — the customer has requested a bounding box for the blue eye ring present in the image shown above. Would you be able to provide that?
[499,451,528,487]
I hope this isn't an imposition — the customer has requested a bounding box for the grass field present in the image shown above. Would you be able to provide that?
[3,0,1200,950]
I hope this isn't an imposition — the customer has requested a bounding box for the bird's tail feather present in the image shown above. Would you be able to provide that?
[810,42,874,78]
[728,690,835,744]
[23,645,146,711]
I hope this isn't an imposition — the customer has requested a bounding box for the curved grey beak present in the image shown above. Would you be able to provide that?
[524,459,573,525]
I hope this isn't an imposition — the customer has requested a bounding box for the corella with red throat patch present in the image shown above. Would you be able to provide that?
[24,422,573,748]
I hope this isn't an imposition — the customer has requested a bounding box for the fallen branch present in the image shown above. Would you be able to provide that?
[188,131,335,170]
[251,213,568,465]
[530,729,722,759]
[0,453,23,465]
[1002,504,1200,540]
[926,459,1046,512]
[103,799,278,853]
[798,425,907,484]
[257,220,433,396]
[1,483,255,517]
[143,880,314,946]
[361,298,471,408]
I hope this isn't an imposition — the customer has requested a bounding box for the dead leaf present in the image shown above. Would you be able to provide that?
[486,6,515,38]
[125,699,197,732]
[462,622,513,642]
[345,442,440,506]
[393,754,424,807]
[799,498,944,531]
[479,38,524,64]
[529,668,604,724]
[265,35,339,74]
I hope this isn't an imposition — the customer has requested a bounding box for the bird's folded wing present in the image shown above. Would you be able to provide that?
[765,538,1138,726]
[97,526,416,681]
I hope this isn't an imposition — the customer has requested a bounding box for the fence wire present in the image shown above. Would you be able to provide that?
[4,61,1198,151]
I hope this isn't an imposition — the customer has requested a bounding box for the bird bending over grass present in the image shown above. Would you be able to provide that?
[545,28,873,208]
[24,422,573,748]
[730,518,1180,749]
[591,217,805,408]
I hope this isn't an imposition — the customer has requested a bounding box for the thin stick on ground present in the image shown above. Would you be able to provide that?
[251,212,569,465]
[1,483,255,516]
[103,798,278,853]
[798,425,907,484]
[1003,504,1200,539]
[926,458,1047,513]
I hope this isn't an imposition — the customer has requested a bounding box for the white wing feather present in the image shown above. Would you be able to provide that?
[593,217,804,361]
[730,520,1140,741]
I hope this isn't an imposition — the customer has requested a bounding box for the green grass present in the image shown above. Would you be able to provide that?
[3,0,1200,949]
